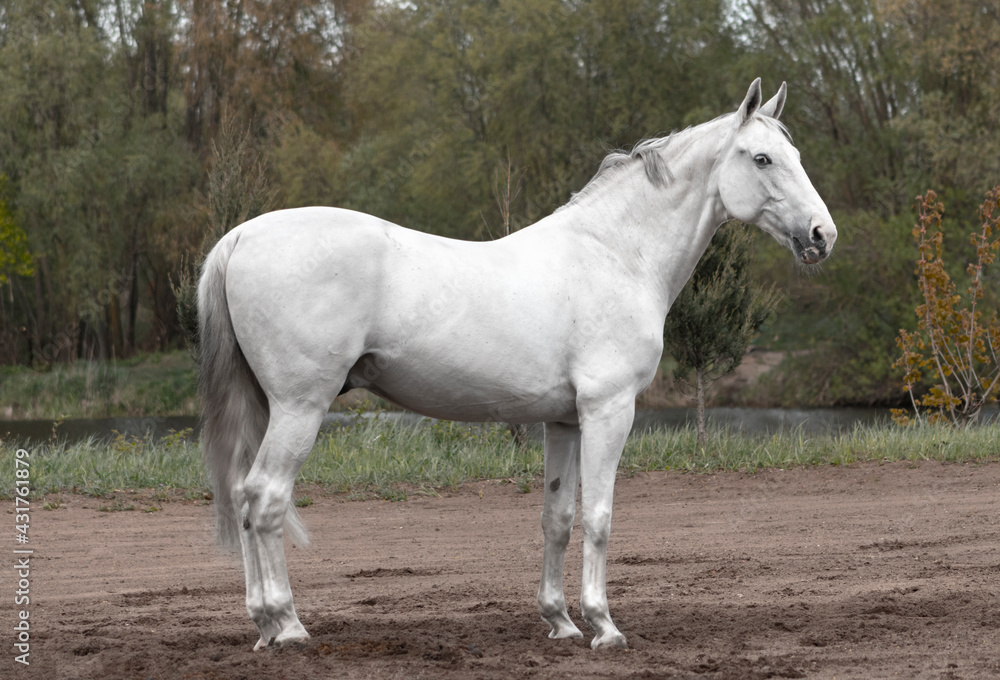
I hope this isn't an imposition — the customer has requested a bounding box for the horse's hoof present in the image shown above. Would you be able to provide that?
[590,632,628,650]
[548,626,584,640]
[273,625,310,649]
[541,609,584,640]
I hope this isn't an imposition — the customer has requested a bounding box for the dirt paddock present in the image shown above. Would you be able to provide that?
[8,461,1000,679]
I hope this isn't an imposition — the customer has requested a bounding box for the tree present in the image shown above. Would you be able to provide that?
[664,222,781,445]
[182,0,346,151]
[173,116,275,359]
[0,0,198,362]
[741,0,1000,408]
[0,177,33,363]
[0,0,111,362]
[0,176,31,285]
[336,0,743,236]
[893,188,1000,425]
[743,0,909,215]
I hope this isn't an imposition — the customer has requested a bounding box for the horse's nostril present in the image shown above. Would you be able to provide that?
[810,225,825,245]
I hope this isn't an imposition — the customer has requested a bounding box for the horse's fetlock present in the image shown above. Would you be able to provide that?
[537,593,565,619]
[263,594,295,622]
[580,593,609,623]
[246,603,268,627]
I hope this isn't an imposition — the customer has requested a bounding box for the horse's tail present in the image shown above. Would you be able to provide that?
[197,231,309,549]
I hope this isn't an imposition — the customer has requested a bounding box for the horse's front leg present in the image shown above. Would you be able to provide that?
[537,422,583,640]
[578,396,634,650]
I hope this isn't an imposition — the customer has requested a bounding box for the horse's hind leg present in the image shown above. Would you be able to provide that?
[240,404,326,649]
[537,422,584,640]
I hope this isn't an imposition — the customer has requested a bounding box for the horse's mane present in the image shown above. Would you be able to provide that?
[562,112,791,209]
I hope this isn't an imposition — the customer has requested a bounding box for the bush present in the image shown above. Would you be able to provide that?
[893,187,1000,425]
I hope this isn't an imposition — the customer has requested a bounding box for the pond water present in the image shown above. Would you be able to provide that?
[0,415,201,445]
[0,406,898,445]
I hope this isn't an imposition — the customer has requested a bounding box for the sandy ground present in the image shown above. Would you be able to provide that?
[6,461,1000,679]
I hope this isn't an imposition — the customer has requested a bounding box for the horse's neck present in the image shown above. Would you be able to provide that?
[563,134,728,317]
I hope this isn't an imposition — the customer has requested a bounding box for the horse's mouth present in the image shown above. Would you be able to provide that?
[792,237,827,265]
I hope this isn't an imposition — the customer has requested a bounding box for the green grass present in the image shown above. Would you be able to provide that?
[0,351,199,419]
[621,421,1000,472]
[0,418,1000,504]
[0,430,206,498]
[298,417,543,499]
[1,416,998,500]
[0,352,399,420]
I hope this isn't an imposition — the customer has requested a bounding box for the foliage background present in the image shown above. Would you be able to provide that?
[0,0,998,407]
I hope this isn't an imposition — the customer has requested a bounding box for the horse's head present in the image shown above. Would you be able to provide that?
[718,79,837,265]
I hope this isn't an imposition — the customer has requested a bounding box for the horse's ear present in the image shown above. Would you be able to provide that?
[737,78,763,125]
[759,81,787,120]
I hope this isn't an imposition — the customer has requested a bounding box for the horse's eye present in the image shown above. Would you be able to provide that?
[754,154,772,167]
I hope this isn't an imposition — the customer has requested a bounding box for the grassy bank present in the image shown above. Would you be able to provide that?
[0,351,399,420]
[1,416,998,501]
[0,352,199,419]
[0,351,788,421]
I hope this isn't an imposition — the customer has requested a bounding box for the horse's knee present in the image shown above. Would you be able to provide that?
[542,507,575,544]
[582,509,612,549]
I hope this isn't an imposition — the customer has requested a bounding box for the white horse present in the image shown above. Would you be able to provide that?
[198,79,836,651]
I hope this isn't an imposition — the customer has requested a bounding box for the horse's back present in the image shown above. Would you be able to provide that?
[219,208,573,418]
[219,205,659,423]
[228,206,396,265]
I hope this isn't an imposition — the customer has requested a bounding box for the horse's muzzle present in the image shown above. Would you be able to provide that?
[794,221,835,265]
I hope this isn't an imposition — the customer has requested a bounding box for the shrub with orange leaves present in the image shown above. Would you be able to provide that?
[893,187,1000,425]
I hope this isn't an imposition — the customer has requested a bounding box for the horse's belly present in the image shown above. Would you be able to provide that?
[353,356,578,424]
